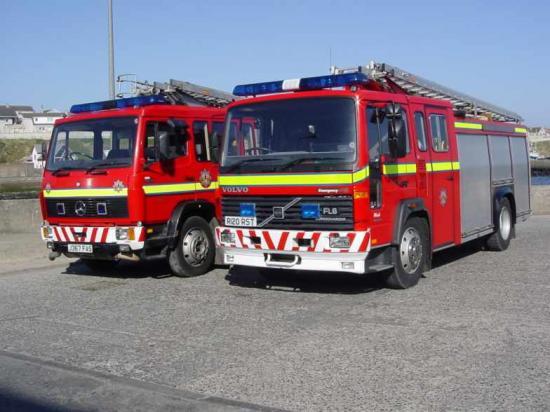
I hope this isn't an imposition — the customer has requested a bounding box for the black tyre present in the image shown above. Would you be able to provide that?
[385,217,429,289]
[168,216,215,277]
[486,198,513,251]
[81,259,119,272]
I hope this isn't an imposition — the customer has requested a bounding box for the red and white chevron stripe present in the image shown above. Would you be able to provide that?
[216,227,370,254]
[44,226,144,244]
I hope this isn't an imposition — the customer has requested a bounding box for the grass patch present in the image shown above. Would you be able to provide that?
[0,139,47,163]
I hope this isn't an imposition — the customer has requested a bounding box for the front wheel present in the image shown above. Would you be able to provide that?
[485,198,513,251]
[385,217,429,289]
[168,216,215,277]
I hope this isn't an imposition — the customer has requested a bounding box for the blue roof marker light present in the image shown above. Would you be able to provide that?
[233,72,369,96]
[70,95,168,114]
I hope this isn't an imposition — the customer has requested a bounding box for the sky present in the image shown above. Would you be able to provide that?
[1,0,549,126]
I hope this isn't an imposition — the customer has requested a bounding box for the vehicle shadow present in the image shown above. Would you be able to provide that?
[225,265,387,295]
[225,240,487,294]
[431,239,485,269]
[62,258,173,279]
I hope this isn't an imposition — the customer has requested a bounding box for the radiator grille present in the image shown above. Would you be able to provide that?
[46,197,128,218]
[222,196,353,230]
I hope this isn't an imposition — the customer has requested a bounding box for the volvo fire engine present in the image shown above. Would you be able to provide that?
[216,62,530,289]
[40,80,235,276]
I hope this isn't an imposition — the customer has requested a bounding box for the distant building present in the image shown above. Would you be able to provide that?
[528,127,550,143]
[20,111,66,133]
[0,105,66,139]
[30,143,46,169]
[0,105,33,126]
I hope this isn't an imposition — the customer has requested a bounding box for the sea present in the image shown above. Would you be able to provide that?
[532,176,550,185]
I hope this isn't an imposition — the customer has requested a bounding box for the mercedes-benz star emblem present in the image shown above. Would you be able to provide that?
[75,201,86,217]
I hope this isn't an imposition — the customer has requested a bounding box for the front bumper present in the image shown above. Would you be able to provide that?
[41,224,145,256]
[215,227,370,274]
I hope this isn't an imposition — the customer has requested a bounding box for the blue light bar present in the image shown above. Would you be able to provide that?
[70,95,168,114]
[301,204,320,219]
[240,203,256,217]
[233,73,369,96]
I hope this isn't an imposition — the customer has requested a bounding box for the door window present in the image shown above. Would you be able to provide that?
[193,121,210,162]
[429,114,449,152]
[144,121,187,162]
[414,112,427,151]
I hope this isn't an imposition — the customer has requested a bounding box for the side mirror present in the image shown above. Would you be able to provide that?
[386,103,407,158]
[157,131,176,161]
[210,132,220,162]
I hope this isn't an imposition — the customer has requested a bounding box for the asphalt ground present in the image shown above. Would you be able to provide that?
[0,216,549,411]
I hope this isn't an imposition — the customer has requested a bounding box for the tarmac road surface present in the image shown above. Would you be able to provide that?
[0,216,549,411]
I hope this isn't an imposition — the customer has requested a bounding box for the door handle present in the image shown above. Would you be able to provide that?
[446,176,454,181]
[144,176,153,182]
[184,176,194,182]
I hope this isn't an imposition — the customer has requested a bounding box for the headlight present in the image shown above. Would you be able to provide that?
[42,226,53,239]
[116,228,128,240]
[329,235,351,249]
[220,230,236,244]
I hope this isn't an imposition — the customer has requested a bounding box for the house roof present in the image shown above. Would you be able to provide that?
[21,112,66,118]
[0,105,34,118]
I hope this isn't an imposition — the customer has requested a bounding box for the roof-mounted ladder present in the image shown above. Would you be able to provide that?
[117,76,237,108]
[331,61,523,123]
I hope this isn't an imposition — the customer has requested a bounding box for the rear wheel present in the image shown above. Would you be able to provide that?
[385,217,429,289]
[169,216,215,277]
[486,198,513,251]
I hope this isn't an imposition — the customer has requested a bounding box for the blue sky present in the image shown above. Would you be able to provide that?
[1,0,549,125]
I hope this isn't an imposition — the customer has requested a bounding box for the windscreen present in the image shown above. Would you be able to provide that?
[221,97,356,173]
[46,117,138,171]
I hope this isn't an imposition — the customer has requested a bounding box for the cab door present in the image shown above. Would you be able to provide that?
[425,107,456,248]
[409,103,432,221]
[142,118,194,223]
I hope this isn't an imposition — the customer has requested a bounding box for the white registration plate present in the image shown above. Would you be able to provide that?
[224,216,257,227]
[68,244,93,254]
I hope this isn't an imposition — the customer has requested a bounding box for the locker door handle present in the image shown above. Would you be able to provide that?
[184,176,194,182]
[446,176,454,181]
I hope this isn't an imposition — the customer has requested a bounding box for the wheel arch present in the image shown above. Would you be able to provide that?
[166,200,217,249]
[392,198,432,246]
[494,185,516,224]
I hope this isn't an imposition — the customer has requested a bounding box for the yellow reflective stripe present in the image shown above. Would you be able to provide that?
[514,127,527,134]
[220,173,352,186]
[43,188,127,198]
[220,167,369,187]
[143,181,219,195]
[455,122,482,130]
[352,167,369,182]
[383,163,416,175]
[425,162,460,172]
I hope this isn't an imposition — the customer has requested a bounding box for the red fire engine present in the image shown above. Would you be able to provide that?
[40,80,235,276]
[216,62,530,288]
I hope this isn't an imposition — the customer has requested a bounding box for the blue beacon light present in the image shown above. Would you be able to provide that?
[233,72,368,96]
[70,95,168,114]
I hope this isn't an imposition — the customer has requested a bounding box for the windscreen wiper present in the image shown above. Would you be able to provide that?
[51,166,77,176]
[224,157,282,173]
[279,156,350,171]
[86,161,129,174]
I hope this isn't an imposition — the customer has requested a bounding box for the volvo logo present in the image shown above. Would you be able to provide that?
[222,186,249,193]
[75,201,86,216]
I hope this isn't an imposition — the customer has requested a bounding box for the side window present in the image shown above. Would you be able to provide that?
[144,121,187,162]
[429,114,449,152]
[193,121,210,162]
[213,121,224,138]
[367,105,410,159]
[414,112,427,151]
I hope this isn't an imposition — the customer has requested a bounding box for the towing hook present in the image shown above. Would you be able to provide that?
[48,251,61,261]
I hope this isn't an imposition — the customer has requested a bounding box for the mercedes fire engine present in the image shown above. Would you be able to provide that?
[216,62,530,289]
[40,80,235,276]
